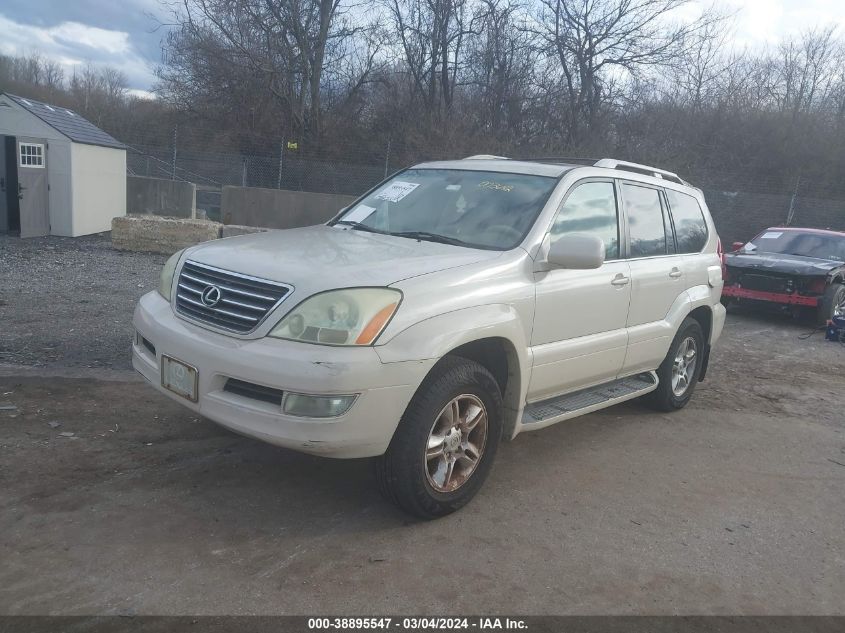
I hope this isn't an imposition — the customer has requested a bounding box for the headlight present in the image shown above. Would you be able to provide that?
[269,288,401,345]
[158,250,184,301]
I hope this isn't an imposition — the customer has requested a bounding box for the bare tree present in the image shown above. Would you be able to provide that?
[531,0,724,143]
[159,0,371,141]
[384,0,478,117]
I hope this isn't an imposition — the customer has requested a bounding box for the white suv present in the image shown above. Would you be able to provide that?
[132,157,725,518]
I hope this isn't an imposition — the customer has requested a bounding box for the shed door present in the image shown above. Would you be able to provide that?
[0,136,8,232]
[17,137,50,238]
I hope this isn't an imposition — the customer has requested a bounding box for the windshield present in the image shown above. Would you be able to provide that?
[745,230,845,262]
[331,168,558,250]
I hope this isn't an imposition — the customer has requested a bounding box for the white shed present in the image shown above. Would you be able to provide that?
[0,93,126,238]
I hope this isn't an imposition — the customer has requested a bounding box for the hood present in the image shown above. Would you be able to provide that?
[185,225,503,293]
[724,251,843,276]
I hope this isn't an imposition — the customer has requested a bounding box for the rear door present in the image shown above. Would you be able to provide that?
[529,179,631,400]
[664,187,715,292]
[17,137,50,238]
[620,181,686,374]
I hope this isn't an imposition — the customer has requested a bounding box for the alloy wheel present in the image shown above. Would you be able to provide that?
[424,394,488,493]
[671,336,698,397]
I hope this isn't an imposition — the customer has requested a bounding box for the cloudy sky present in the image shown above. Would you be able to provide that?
[1,0,844,96]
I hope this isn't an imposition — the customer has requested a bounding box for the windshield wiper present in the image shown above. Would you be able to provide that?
[334,220,389,235]
[390,231,474,247]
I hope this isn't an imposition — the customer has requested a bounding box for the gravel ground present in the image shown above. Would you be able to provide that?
[0,233,165,369]
[0,234,843,615]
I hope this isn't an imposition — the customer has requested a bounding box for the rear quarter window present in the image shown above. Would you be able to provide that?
[665,189,708,253]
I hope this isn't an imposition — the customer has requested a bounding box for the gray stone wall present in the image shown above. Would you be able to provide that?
[127,176,196,219]
[704,189,845,245]
[221,186,355,229]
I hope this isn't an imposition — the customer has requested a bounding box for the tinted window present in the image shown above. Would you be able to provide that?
[624,184,669,258]
[551,181,619,259]
[746,230,845,261]
[334,169,558,250]
[666,189,708,253]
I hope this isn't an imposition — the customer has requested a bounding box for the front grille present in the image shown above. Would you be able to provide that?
[738,273,789,293]
[175,261,292,333]
[223,378,285,406]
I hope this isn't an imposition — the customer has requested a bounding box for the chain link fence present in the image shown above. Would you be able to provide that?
[124,127,845,243]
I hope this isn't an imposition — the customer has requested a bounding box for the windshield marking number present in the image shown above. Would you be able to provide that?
[478,180,513,192]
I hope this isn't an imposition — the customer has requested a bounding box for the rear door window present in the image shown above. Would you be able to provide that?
[665,189,708,253]
[622,183,672,258]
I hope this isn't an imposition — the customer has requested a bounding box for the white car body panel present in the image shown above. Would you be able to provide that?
[132,159,726,457]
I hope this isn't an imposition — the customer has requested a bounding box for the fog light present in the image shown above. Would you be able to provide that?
[282,393,357,418]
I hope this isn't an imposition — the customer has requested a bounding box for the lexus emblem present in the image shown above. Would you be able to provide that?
[201,285,222,307]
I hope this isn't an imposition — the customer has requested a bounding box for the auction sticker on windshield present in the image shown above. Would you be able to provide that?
[344,205,377,223]
[375,181,420,202]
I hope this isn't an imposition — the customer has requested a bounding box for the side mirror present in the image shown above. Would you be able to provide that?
[731,241,744,252]
[547,233,605,269]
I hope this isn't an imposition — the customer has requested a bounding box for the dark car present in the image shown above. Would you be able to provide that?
[722,227,845,324]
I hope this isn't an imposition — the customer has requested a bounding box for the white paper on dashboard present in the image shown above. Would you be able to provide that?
[760,231,783,239]
[343,205,377,223]
[375,181,420,202]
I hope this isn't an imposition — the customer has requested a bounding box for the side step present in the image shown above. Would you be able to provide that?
[522,372,658,425]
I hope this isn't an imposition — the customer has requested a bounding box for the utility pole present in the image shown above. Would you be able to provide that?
[171,125,177,180]
[277,141,285,189]
[786,175,801,226]
[384,137,392,178]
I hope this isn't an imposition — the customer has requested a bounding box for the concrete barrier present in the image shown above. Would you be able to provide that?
[127,176,196,219]
[221,186,355,229]
[112,214,221,255]
[220,224,270,238]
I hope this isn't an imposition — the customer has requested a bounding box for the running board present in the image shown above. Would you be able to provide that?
[522,371,658,426]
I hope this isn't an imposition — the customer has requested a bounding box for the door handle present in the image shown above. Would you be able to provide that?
[669,267,682,279]
[0,177,5,192]
[611,274,630,287]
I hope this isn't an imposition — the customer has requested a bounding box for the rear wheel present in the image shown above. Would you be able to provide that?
[817,283,845,326]
[643,317,704,412]
[375,356,503,519]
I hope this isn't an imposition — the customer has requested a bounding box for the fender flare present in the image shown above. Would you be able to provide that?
[375,303,531,439]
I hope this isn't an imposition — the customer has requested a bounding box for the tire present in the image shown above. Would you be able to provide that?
[643,317,704,412]
[375,356,503,519]
[817,283,845,326]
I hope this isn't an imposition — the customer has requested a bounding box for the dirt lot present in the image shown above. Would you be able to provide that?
[1,235,844,615]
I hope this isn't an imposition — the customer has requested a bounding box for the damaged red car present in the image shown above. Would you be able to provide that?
[722,227,845,324]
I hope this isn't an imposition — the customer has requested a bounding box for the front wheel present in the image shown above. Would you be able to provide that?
[643,317,704,412]
[375,356,503,519]
[818,283,845,326]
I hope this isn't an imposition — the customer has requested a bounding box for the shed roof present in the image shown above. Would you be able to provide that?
[4,93,125,150]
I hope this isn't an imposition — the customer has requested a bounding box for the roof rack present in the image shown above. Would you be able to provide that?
[518,156,599,166]
[593,159,686,185]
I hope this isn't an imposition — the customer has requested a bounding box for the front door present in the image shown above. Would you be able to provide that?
[528,179,631,401]
[16,137,50,238]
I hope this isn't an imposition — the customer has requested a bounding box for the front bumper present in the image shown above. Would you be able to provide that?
[722,284,819,307]
[132,291,435,458]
